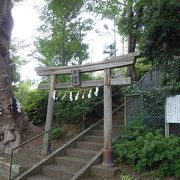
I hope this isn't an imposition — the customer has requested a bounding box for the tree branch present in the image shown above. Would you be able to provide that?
[117,0,127,7]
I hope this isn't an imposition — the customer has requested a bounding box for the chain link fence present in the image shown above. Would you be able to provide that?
[124,64,180,137]
[125,93,180,136]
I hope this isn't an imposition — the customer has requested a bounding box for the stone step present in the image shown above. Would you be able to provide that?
[0,174,8,180]
[113,111,124,116]
[91,165,120,178]
[92,130,119,136]
[66,148,97,160]
[55,156,87,170]
[76,141,103,151]
[22,105,126,180]
[84,135,104,143]
[0,159,24,179]
[92,130,104,136]
[112,103,119,108]
[112,115,124,120]
[42,164,74,179]
[27,174,58,180]
[99,125,121,131]
[112,120,124,125]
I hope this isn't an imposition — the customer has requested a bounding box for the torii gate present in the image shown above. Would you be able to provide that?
[35,52,140,167]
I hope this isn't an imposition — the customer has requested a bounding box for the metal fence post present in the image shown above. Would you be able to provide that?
[82,108,85,131]
[8,149,13,180]
[165,122,169,138]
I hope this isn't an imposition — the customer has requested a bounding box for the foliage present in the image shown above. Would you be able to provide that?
[113,126,180,178]
[14,80,35,101]
[35,0,93,67]
[115,86,180,178]
[17,85,104,125]
[103,43,116,57]
[20,90,48,125]
[124,86,180,130]
[89,0,180,83]
[50,127,61,140]
[136,0,180,54]
[135,59,152,80]
[10,39,27,83]
[54,87,104,124]
[144,85,180,101]
[135,0,180,82]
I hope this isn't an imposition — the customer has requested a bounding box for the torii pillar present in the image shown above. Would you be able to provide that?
[102,68,113,167]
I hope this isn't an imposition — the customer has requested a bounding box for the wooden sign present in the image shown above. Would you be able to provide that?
[71,69,81,86]
[166,95,180,123]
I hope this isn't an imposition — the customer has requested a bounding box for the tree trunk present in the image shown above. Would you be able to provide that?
[60,16,66,66]
[126,33,137,81]
[126,0,137,81]
[0,0,29,154]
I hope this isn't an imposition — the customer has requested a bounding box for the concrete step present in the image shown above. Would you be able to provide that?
[84,135,104,143]
[99,125,121,131]
[0,174,8,180]
[66,148,97,160]
[27,174,58,180]
[92,130,104,136]
[112,103,119,108]
[113,111,124,116]
[112,116,124,120]
[42,164,74,179]
[112,120,124,125]
[91,165,120,178]
[55,156,87,170]
[76,141,103,151]
[0,159,24,179]
[20,106,126,180]
[92,130,119,136]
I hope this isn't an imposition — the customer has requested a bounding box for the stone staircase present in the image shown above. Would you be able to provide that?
[15,107,124,180]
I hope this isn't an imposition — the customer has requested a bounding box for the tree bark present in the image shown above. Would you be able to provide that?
[0,0,29,154]
[60,16,66,66]
[126,0,137,81]
[126,33,137,81]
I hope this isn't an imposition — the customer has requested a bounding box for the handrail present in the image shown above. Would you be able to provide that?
[10,90,121,152]
[8,71,149,179]
[134,66,155,88]
[8,90,121,180]
[8,67,154,179]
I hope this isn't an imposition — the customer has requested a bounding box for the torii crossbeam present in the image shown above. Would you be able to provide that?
[35,51,140,167]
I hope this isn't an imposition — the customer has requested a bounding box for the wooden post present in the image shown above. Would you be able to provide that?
[42,74,56,155]
[102,68,114,167]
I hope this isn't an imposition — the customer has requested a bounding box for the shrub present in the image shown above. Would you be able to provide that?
[19,87,104,125]
[22,90,48,125]
[113,128,180,178]
[51,127,61,140]
[53,88,104,124]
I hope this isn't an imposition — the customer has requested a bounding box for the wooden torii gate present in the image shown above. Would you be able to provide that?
[35,52,140,167]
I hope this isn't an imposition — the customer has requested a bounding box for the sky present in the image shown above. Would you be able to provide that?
[12,0,44,81]
[12,0,126,81]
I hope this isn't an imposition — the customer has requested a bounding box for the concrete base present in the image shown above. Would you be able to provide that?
[102,150,114,168]
[90,164,120,178]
